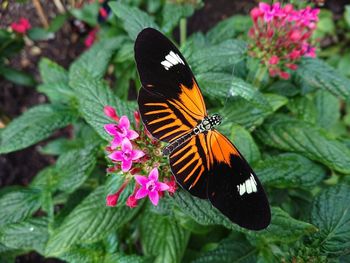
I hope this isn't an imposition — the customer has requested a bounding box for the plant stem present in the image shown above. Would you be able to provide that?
[252,64,267,88]
[180,18,187,46]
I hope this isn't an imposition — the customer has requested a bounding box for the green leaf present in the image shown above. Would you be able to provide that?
[0,217,48,254]
[219,94,287,130]
[206,15,252,44]
[69,69,135,141]
[38,58,73,103]
[0,65,35,86]
[314,90,340,130]
[39,138,83,155]
[287,96,317,124]
[173,190,239,231]
[39,57,68,84]
[337,53,350,77]
[140,212,190,263]
[48,14,68,33]
[59,243,105,263]
[345,5,350,28]
[104,253,147,263]
[246,207,317,243]
[70,2,99,26]
[189,40,247,74]
[230,125,261,164]
[197,73,270,110]
[70,37,124,80]
[161,3,194,33]
[55,144,98,193]
[255,153,326,188]
[192,236,256,263]
[109,2,159,40]
[0,187,41,227]
[311,184,350,256]
[255,114,350,174]
[0,104,77,154]
[295,58,350,101]
[27,27,54,41]
[45,186,140,256]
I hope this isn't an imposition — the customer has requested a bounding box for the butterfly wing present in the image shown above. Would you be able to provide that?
[169,130,271,230]
[135,28,206,142]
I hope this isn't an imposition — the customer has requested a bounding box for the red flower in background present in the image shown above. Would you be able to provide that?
[84,28,98,48]
[248,2,319,79]
[11,18,31,34]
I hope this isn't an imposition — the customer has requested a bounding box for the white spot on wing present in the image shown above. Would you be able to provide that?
[161,50,185,70]
[237,174,258,196]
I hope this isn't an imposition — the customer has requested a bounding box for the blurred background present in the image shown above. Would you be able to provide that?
[1,0,350,261]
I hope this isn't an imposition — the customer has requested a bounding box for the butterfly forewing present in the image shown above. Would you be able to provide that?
[135,28,206,142]
[135,27,271,230]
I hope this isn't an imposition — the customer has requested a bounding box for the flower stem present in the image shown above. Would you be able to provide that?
[180,18,187,46]
[252,64,267,88]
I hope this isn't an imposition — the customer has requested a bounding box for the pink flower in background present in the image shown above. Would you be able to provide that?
[135,168,169,206]
[259,2,281,22]
[11,18,31,34]
[104,116,139,149]
[108,139,145,172]
[248,2,319,79]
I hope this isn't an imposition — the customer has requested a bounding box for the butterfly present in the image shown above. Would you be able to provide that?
[134,28,271,230]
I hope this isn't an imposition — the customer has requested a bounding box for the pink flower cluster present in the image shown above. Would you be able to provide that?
[11,18,31,34]
[248,2,319,79]
[104,106,176,208]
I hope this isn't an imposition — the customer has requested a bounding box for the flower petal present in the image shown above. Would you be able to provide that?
[148,191,159,206]
[108,151,123,161]
[121,138,132,152]
[104,124,118,135]
[111,135,123,149]
[149,168,159,181]
[121,159,132,172]
[127,130,139,140]
[157,182,170,192]
[135,175,149,187]
[135,187,149,199]
[119,116,130,129]
[131,149,145,160]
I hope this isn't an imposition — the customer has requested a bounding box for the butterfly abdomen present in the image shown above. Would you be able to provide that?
[163,114,222,156]
[163,131,194,156]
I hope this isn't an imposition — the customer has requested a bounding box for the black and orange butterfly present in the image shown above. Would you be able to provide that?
[135,28,271,230]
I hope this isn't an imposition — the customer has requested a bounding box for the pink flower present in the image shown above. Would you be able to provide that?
[104,116,139,148]
[84,28,98,48]
[108,139,145,172]
[165,176,177,196]
[259,2,281,22]
[104,106,119,122]
[106,180,129,207]
[134,168,169,206]
[269,55,279,65]
[11,18,31,34]
[126,195,138,208]
[248,3,319,80]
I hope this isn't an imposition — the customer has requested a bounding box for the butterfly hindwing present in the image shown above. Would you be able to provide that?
[169,130,270,230]
[207,131,271,230]
[135,28,206,142]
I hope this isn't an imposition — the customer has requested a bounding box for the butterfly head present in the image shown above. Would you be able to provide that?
[209,114,222,127]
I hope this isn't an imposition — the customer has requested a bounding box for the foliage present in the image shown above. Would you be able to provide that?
[1,1,350,262]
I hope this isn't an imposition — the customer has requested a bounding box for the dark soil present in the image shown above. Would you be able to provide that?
[0,0,347,262]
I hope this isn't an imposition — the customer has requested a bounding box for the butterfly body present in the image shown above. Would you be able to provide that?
[135,28,271,230]
[163,114,222,156]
